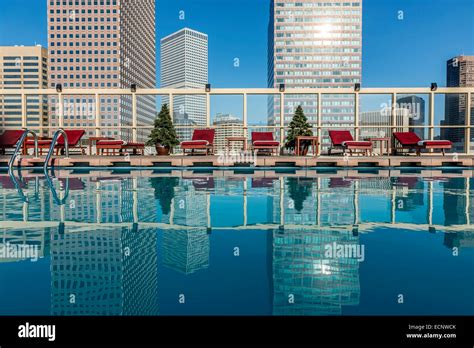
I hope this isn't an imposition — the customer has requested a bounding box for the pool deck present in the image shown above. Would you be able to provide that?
[2,154,474,169]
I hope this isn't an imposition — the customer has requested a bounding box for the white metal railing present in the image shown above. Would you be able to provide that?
[0,87,473,154]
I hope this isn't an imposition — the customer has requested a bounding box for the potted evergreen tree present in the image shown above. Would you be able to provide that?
[285,105,313,155]
[146,104,179,156]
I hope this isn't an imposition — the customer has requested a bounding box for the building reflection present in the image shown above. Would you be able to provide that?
[0,173,473,315]
[50,225,159,316]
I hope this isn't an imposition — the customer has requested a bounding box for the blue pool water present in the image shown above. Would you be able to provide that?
[0,169,473,316]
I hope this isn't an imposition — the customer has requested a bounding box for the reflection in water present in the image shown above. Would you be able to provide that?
[50,225,159,316]
[0,172,473,315]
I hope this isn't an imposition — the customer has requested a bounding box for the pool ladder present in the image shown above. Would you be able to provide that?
[8,129,39,176]
[43,129,69,174]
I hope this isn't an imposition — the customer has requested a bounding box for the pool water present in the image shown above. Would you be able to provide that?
[0,170,473,316]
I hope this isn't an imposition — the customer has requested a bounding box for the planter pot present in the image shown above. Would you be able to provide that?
[156,146,170,156]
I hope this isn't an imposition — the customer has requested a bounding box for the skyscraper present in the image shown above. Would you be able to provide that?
[268,0,362,148]
[160,28,208,137]
[47,0,156,141]
[0,46,48,133]
[212,113,244,152]
[396,95,426,139]
[444,56,474,151]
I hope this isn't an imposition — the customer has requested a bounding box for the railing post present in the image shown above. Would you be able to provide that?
[317,92,322,155]
[95,93,100,137]
[206,92,211,128]
[465,92,471,155]
[58,93,64,129]
[243,92,248,140]
[391,93,397,153]
[354,92,359,140]
[168,93,174,119]
[21,93,27,128]
[132,92,137,143]
[279,92,285,147]
[429,92,435,141]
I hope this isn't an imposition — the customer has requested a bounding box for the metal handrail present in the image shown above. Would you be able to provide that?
[44,175,70,206]
[43,129,69,173]
[8,129,38,176]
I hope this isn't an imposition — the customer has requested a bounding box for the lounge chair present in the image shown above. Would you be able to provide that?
[96,140,145,155]
[393,132,452,156]
[328,130,372,156]
[0,130,25,155]
[25,130,86,155]
[251,132,280,155]
[181,129,215,155]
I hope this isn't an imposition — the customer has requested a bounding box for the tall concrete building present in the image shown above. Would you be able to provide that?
[213,113,244,153]
[0,46,48,132]
[268,0,362,148]
[47,0,157,141]
[359,108,410,139]
[161,28,208,134]
[444,56,474,151]
[397,95,426,140]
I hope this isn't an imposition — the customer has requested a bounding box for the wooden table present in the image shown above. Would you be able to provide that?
[369,137,391,156]
[295,136,319,156]
[226,137,248,151]
[89,137,114,155]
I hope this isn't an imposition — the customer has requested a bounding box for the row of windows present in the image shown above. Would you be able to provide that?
[3,62,43,67]
[276,40,361,46]
[2,56,39,61]
[49,25,117,31]
[276,78,359,84]
[52,57,118,63]
[50,49,118,55]
[49,17,117,23]
[276,10,361,15]
[3,75,40,79]
[2,81,40,85]
[51,66,119,71]
[51,74,118,79]
[277,32,361,38]
[50,42,118,48]
[50,9,117,14]
[275,2,361,7]
[49,1,118,6]
[276,63,360,68]
[3,68,41,73]
[50,33,117,39]
[277,17,361,23]
[50,82,119,87]
[276,70,360,76]
[276,25,360,30]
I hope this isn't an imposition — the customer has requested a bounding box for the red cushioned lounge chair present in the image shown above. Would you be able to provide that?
[96,140,145,155]
[181,129,215,155]
[25,130,86,155]
[328,130,372,156]
[393,132,452,156]
[0,130,25,155]
[251,132,280,156]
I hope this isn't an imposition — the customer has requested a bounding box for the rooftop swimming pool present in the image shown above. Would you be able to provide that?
[0,169,473,316]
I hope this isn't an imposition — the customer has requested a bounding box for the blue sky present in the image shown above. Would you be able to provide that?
[0,0,473,122]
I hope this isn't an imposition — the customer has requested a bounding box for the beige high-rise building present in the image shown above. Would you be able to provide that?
[213,113,244,153]
[0,46,48,132]
[268,0,363,148]
[47,0,156,141]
